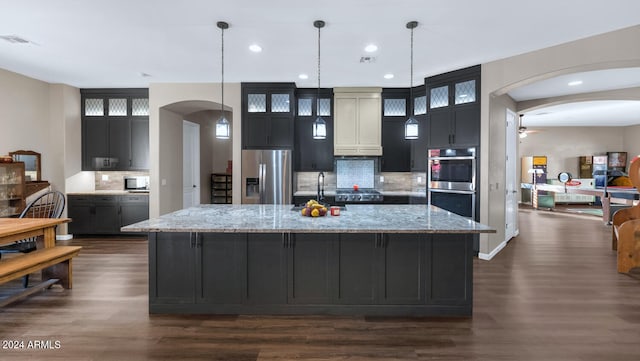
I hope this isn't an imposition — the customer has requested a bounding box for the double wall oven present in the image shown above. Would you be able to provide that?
[428,147,476,219]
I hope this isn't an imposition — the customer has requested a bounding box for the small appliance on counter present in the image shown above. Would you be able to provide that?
[124,176,149,192]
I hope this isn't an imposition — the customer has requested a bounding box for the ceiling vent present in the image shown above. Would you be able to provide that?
[0,35,31,44]
[359,56,376,63]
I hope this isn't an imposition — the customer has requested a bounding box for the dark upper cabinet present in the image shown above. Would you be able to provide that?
[425,65,480,149]
[81,89,149,171]
[381,88,411,172]
[242,83,296,149]
[294,88,334,171]
[130,118,150,170]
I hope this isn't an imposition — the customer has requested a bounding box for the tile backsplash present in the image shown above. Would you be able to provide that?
[295,171,426,193]
[95,171,150,190]
[336,159,375,189]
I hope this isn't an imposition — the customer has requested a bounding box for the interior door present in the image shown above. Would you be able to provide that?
[183,120,200,208]
[505,109,518,241]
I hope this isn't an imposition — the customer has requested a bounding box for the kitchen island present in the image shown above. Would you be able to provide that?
[122,204,494,316]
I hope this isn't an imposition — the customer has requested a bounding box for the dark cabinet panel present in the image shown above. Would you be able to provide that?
[378,234,425,304]
[429,234,472,305]
[381,120,411,172]
[83,117,110,170]
[294,118,334,171]
[269,115,294,148]
[94,203,120,233]
[288,233,337,304]
[410,115,429,172]
[199,233,245,304]
[67,200,93,235]
[336,233,377,304]
[428,110,454,149]
[109,118,131,170]
[245,233,287,304]
[130,118,149,170]
[452,106,480,147]
[151,232,196,304]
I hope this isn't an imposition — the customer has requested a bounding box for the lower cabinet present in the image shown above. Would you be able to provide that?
[68,194,149,235]
[149,232,473,316]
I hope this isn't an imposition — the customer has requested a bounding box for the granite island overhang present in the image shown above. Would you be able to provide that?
[123,204,496,317]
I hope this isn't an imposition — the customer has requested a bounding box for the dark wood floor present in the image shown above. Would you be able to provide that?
[1,209,639,360]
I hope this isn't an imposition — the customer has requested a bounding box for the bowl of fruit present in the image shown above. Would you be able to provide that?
[300,199,328,217]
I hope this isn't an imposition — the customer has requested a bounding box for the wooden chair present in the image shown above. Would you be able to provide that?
[612,159,640,273]
[0,191,65,286]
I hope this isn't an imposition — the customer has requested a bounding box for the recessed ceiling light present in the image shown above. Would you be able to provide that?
[568,80,583,86]
[364,44,378,53]
[249,44,262,52]
[298,74,309,80]
[384,73,394,79]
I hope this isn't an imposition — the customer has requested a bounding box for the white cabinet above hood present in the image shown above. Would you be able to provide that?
[333,87,382,156]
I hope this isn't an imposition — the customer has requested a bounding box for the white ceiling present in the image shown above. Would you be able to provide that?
[1,1,639,127]
[510,68,640,127]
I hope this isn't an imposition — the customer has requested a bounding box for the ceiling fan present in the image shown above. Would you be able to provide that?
[518,114,541,138]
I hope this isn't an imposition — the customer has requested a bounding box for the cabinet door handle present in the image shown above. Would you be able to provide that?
[190,233,195,248]
[451,134,455,144]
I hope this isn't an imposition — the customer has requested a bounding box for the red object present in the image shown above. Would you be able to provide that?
[330,206,340,216]
[566,180,581,186]
[353,184,359,191]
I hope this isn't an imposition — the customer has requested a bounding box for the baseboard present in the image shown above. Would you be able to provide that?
[478,239,508,261]
[56,234,74,241]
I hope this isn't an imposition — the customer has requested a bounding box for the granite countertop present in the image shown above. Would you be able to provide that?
[122,204,495,234]
[67,190,150,196]
[293,191,427,197]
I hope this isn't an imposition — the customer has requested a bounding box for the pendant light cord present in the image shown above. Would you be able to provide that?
[221,25,225,114]
[409,24,413,113]
[317,23,321,115]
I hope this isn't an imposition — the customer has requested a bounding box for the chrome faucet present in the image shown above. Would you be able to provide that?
[317,171,325,203]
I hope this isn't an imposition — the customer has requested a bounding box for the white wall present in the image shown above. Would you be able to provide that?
[0,68,81,234]
[622,125,640,162]
[481,25,640,259]
[518,127,625,177]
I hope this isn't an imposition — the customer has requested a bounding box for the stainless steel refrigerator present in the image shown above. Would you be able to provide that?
[241,149,292,204]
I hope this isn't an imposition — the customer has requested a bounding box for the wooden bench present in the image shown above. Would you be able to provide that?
[0,246,82,306]
[612,158,640,273]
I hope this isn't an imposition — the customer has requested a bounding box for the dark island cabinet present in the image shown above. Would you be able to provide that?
[287,233,338,304]
[242,83,296,149]
[245,233,288,304]
[150,232,245,305]
[149,232,473,315]
[151,232,197,304]
[425,65,480,149]
[378,234,426,304]
[336,234,378,304]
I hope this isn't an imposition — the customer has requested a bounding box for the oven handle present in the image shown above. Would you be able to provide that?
[429,189,475,195]
[428,156,475,160]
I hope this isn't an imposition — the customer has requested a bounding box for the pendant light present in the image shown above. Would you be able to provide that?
[312,20,327,140]
[404,21,419,140]
[215,21,230,139]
